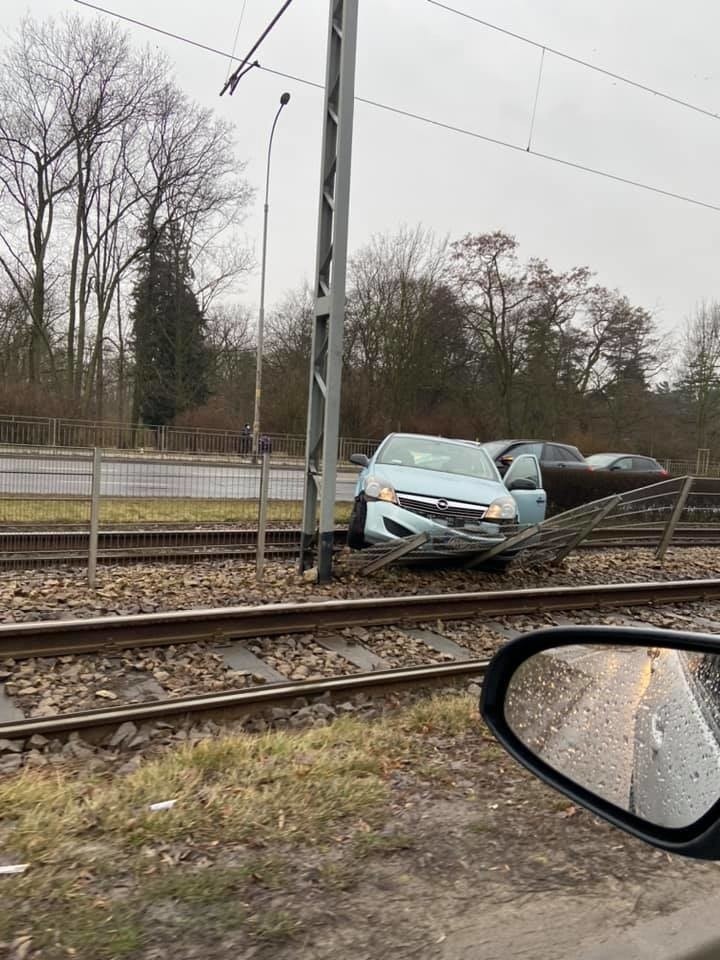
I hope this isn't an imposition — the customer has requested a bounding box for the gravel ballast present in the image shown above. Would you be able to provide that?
[1,547,720,624]
[1,547,720,721]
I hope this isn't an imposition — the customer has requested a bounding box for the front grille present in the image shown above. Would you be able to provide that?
[396,492,489,525]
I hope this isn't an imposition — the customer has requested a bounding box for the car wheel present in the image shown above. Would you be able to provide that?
[347,498,367,550]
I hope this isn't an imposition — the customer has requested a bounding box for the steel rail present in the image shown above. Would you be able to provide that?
[2,524,720,567]
[2,579,720,661]
[0,658,490,741]
[0,527,347,565]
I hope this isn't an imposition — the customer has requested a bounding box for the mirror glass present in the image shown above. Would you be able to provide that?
[504,644,720,828]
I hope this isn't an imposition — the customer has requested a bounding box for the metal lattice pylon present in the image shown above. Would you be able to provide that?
[300,0,359,581]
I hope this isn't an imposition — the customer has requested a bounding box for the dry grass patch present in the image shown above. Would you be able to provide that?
[0,496,352,525]
[1,721,393,861]
[0,694,482,958]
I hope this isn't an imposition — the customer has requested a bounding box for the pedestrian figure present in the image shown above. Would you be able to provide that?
[240,423,251,455]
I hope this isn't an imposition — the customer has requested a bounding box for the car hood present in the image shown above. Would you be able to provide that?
[371,464,503,504]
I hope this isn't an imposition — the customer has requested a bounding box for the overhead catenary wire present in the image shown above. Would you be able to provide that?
[526,46,546,152]
[425,0,720,124]
[72,0,720,215]
[220,0,295,95]
[224,0,249,86]
[73,0,320,89]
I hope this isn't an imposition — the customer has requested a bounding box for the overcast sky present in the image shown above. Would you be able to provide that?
[8,0,720,347]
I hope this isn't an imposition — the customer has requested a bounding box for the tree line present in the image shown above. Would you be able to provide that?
[259,226,709,460]
[0,16,715,459]
[0,15,252,423]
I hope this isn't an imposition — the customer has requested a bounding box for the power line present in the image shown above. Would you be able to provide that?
[526,46,546,151]
[221,0,296,95]
[357,95,720,213]
[425,0,720,124]
[72,0,720,215]
[225,0,249,86]
[72,1,323,90]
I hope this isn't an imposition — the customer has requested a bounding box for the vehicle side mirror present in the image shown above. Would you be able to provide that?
[349,453,370,467]
[481,625,720,860]
[609,464,621,470]
[506,477,536,491]
[499,455,514,465]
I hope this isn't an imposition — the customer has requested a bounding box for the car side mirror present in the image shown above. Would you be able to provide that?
[349,453,370,467]
[481,625,720,860]
[499,455,514,465]
[609,464,621,470]
[506,477,536,491]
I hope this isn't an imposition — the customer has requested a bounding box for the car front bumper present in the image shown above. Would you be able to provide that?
[363,499,508,552]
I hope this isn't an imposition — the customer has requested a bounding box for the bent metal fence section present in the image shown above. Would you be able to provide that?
[348,475,717,575]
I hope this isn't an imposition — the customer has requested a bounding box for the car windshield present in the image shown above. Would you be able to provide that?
[586,454,618,467]
[376,436,496,480]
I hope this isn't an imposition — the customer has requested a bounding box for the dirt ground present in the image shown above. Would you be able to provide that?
[2,693,718,960]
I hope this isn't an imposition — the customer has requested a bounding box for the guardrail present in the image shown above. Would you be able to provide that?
[662,458,720,477]
[0,447,356,580]
[0,414,379,463]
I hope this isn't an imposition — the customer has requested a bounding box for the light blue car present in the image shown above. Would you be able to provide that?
[347,433,547,565]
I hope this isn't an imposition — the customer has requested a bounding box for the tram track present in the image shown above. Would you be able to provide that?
[0,659,490,742]
[2,523,720,567]
[2,578,720,745]
[2,578,720,661]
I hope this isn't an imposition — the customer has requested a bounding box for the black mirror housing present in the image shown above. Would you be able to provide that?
[507,477,536,491]
[349,453,370,467]
[481,625,720,860]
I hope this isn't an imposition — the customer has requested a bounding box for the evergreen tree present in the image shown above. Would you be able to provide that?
[131,222,210,425]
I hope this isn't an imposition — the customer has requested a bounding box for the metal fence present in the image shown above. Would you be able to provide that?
[5,446,720,581]
[344,475,720,575]
[0,447,357,577]
[0,414,380,464]
[662,458,720,477]
[7,414,720,479]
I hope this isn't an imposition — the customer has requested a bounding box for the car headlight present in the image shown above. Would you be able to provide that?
[363,476,398,504]
[484,495,517,521]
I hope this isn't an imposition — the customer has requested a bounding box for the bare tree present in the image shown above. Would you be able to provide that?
[263,285,314,433]
[450,232,532,433]
[346,226,466,434]
[520,260,592,435]
[0,17,81,384]
[0,14,253,416]
[678,301,720,449]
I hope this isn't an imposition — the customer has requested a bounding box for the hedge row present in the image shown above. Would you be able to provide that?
[540,468,676,515]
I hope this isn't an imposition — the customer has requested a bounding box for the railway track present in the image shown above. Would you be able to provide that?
[2,523,720,567]
[0,526,334,565]
[2,578,720,746]
[0,659,491,741]
[3,578,720,660]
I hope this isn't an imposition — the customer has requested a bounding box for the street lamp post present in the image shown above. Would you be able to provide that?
[252,91,291,462]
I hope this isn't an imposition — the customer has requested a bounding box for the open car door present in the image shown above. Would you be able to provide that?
[503,454,547,525]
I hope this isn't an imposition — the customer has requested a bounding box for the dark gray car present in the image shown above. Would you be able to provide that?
[481,439,588,476]
[586,452,668,476]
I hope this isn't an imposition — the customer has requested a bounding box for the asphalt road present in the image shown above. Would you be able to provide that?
[537,646,650,811]
[0,455,358,502]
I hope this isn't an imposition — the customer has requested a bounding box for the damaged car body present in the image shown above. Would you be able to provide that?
[347,433,547,565]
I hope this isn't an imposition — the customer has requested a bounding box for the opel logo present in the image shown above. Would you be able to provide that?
[437,499,449,510]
